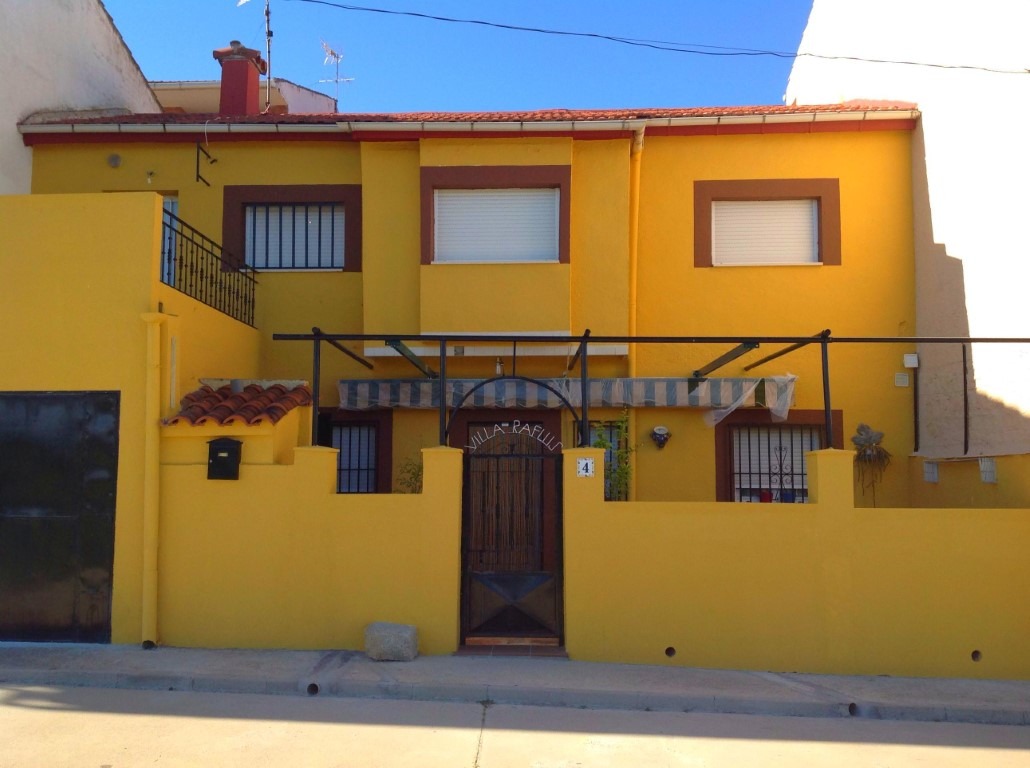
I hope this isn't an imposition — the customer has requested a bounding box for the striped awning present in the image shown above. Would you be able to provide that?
[337,376,796,416]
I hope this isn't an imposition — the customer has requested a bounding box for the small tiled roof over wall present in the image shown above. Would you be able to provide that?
[166,382,312,426]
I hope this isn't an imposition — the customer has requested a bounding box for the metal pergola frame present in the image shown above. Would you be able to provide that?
[273,329,1030,452]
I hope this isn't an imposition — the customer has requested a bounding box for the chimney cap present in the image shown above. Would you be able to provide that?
[212,40,267,74]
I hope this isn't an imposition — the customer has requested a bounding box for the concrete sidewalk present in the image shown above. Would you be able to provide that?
[0,643,1026,725]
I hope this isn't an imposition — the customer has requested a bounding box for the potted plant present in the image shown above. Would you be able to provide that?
[852,423,891,506]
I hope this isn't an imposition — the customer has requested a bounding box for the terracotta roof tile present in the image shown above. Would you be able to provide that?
[166,382,312,426]
[22,102,918,127]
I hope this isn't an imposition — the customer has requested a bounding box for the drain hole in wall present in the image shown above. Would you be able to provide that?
[848,703,858,717]
[971,650,982,662]
[307,683,320,696]
[664,647,676,658]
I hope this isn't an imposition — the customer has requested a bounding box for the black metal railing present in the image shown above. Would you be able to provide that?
[161,211,257,326]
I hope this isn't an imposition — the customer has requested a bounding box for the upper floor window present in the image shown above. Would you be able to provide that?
[421,165,571,265]
[244,203,344,269]
[694,179,841,267]
[223,185,362,272]
[434,188,558,263]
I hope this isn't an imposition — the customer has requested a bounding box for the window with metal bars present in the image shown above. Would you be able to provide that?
[332,424,377,493]
[729,424,822,502]
[589,421,627,501]
[244,203,344,269]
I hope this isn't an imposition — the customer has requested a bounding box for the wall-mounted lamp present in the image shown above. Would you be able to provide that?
[650,425,671,449]
[146,170,155,185]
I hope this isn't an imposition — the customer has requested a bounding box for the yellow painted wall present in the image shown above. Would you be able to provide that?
[155,286,261,418]
[907,453,1030,509]
[32,141,361,241]
[571,140,631,336]
[158,446,463,652]
[391,410,439,491]
[31,141,362,406]
[420,263,571,333]
[0,193,162,643]
[27,130,932,506]
[631,130,915,505]
[161,408,306,466]
[361,142,421,335]
[564,447,1030,679]
[420,137,572,168]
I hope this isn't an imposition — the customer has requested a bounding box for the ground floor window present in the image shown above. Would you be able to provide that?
[317,410,392,493]
[714,410,843,502]
[729,424,821,502]
[589,420,629,501]
[332,424,376,493]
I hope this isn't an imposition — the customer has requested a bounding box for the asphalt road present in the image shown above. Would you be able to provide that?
[2,684,1028,767]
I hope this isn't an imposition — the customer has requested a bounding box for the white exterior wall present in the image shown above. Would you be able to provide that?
[0,0,160,194]
[786,0,1030,459]
[274,80,336,113]
[151,80,335,114]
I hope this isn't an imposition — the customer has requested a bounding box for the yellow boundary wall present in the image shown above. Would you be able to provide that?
[564,448,1030,680]
[157,446,463,653]
[153,439,1028,680]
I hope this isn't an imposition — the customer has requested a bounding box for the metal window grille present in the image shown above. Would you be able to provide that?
[730,425,821,502]
[244,203,344,269]
[332,424,377,493]
[589,421,626,501]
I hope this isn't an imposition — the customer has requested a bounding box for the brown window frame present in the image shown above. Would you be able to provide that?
[714,408,843,502]
[420,165,571,265]
[694,179,841,268]
[223,185,362,272]
[317,408,393,493]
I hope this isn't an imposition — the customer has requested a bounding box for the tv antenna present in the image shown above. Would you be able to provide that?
[237,0,273,111]
[320,40,354,109]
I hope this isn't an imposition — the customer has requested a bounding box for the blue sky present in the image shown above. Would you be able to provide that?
[102,0,814,112]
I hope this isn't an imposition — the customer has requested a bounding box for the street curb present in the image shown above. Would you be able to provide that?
[1,666,1027,726]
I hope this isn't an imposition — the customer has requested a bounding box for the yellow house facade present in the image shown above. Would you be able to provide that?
[4,53,1028,678]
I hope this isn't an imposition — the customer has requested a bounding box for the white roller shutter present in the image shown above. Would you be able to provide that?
[434,188,559,263]
[712,199,818,265]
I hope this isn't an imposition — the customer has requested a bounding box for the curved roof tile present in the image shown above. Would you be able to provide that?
[166,383,312,426]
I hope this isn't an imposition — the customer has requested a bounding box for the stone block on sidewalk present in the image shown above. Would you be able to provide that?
[364,622,418,661]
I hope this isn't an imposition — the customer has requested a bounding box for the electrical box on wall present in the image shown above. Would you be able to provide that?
[208,437,242,480]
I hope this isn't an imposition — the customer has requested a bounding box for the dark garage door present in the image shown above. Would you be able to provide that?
[0,392,119,642]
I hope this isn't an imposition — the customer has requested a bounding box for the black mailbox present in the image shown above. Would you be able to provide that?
[207,437,242,480]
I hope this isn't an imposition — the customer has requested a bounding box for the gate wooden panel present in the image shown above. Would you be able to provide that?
[461,422,563,644]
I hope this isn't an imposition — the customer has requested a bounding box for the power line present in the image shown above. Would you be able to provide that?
[284,0,1029,75]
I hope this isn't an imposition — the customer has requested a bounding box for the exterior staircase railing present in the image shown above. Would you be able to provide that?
[161,211,257,326]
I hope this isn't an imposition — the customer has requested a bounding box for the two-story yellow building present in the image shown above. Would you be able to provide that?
[4,43,1027,679]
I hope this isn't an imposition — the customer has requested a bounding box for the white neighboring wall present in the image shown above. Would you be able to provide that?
[786,0,1030,459]
[275,80,336,113]
[0,0,160,194]
[150,79,336,114]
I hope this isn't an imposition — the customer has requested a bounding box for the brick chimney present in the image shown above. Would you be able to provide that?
[212,40,268,116]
